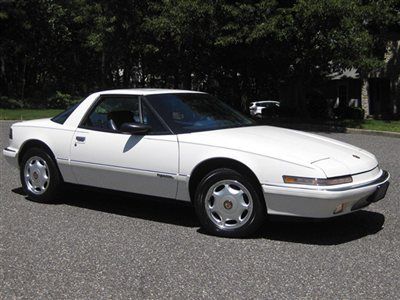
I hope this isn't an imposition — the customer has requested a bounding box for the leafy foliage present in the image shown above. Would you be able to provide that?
[0,0,398,109]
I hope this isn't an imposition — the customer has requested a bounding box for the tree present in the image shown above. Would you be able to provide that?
[143,0,215,89]
[0,0,398,114]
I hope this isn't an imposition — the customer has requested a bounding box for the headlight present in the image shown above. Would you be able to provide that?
[283,175,352,186]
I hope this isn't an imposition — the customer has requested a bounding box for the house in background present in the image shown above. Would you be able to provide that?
[279,39,400,119]
[326,40,400,118]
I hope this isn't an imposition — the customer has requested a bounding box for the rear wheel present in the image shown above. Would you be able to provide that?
[194,168,266,237]
[20,148,61,203]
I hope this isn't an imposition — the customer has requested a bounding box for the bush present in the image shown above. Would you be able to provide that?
[0,96,24,109]
[47,91,80,109]
[278,106,298,118]
[307,97,331,119]
[335,106,365,120]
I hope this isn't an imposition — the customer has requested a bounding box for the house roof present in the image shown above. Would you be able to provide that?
[329,68,359,80]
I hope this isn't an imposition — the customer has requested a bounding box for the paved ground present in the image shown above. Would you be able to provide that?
[0,120,399,299]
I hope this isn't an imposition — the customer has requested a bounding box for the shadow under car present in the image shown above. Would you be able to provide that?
[12,186,385,245]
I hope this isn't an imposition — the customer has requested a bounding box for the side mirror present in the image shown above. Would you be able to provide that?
[120,122,151,135]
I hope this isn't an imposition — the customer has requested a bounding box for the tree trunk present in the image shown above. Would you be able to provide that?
[21,56,27,100]
[361,78,370,117]
[123,62,131,87]
[239,66,250,112]
[0,55,7,95]
[183,70,192,90]
[174,68,180,89]
[101,51,106,87]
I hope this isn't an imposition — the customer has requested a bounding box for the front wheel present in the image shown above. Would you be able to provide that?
[20,148,62,203]
[194,168,266,238]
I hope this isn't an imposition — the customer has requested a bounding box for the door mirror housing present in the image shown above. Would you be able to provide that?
[120,122,151,135]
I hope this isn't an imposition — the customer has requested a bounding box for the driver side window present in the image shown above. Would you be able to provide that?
[81,95,169,135]
[82,96,140,131]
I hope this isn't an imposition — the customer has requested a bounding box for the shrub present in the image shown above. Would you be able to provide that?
[47,91,80,109]
[335,106,365,120]
[0,96,24,109]
[278,106,298,118]
[307,98,331,119]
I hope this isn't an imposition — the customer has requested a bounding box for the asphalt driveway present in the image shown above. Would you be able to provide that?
[1,120,399,299]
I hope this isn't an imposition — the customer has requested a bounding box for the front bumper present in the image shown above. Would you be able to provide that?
[3,147,18,168]
[262,170,390,218]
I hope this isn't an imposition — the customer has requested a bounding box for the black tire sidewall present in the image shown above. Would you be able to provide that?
[194,168,266,238]
[20,148,61,203]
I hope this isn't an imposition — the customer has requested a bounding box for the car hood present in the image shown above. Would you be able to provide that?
[178,125,377,177]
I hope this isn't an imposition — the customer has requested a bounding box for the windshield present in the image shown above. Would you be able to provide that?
[259,102,278,108]
[145,93,255,134]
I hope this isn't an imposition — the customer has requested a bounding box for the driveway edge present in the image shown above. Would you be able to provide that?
[345,127,400,138]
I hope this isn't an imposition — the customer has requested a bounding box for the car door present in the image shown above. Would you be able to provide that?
[69,95,179,199]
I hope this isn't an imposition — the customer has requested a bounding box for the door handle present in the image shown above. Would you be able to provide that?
[76,136,86,142]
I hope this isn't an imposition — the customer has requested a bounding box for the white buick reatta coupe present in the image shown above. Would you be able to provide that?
[3,89,390,237]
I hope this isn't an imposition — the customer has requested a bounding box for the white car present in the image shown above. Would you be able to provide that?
[3,89,390,237]
[249,100,280,117]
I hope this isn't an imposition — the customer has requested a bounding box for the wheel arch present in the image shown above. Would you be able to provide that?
[17,140,62,181]
[18,140,55,165]
[188,157,265,205]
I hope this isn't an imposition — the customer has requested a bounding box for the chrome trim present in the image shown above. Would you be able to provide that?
[70,159,176,176]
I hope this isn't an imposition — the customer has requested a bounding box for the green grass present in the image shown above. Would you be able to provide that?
[345,119,400,133]
[0,109,63,120]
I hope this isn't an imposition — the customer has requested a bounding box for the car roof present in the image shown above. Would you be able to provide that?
[95,88,206,96]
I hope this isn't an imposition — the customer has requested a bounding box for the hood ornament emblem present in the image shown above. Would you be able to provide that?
[353,154,360,159]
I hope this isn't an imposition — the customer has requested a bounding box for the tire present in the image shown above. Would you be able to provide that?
[20,148,62,203]
[194,168,266,238]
